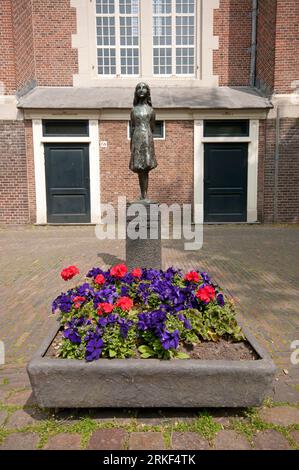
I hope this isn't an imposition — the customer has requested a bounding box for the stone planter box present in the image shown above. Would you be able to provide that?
[27,320,276,408]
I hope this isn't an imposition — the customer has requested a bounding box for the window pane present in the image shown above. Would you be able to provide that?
[175,0,195,74]
[43,120,89,137]
[204,120,250,137]
[152,1,172,75]
[153,0,196,76]
[97,48,116,75]
[120,47,139,75]
[96,0,115,14]
[96,0,140,76]
[119,0,140,75]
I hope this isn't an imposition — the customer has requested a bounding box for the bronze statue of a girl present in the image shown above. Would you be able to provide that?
[129,82,158,201]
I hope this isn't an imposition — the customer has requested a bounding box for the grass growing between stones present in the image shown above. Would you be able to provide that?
[1,403,299,450]
[231,408,299,450]
[170,412,221,442]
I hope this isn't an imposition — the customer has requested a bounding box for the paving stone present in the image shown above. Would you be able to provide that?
[259,406,299,426]
[129,432,165,450]
[0,410,7,425]
[171,432,210,450]
[6,390,35,406]
[253,430,291,450]
[214,430,251,450]
[0,389,7,402]
[6,409,46,429]
[0,433,39,450]
[88,429,128,450]
[290,430,299,446]
[44,433,82,450]
[214,417,231,428]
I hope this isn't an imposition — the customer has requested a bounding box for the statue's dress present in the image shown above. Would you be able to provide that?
[129,104,158,173]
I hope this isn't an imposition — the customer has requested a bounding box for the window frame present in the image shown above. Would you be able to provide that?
[95,0,141,78]
[42,120,90,137]
[94,0,198,79]
[152,0,197,78]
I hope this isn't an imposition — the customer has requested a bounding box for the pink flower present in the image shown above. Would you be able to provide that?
[196,285,215,303]
[110,264,128,279]
[131,267,142,278]
[116,296,133,312]
[60,265,80,281]
[184,271,200,282]
[94,274,105,285]
[97,302,114,315]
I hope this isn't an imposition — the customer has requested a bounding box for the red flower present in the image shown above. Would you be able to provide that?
[94,274,105,285]
[110,264,128,278]
[184,271,200,282]
[97,302,114,315]
[196,285,215,303]
[60,265,80,281]
[116,296,133,312]
[73,296,86,309]
[131,267,142,278]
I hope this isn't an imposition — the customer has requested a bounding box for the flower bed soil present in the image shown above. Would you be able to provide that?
[47,329,259,361]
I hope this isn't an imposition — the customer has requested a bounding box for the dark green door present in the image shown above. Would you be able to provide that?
[204,143,248,222]
[45,144,90,223]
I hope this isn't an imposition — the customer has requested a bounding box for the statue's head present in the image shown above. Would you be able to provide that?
[133,82,152,107]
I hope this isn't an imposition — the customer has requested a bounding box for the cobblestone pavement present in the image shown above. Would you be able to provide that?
[0,224,298,450]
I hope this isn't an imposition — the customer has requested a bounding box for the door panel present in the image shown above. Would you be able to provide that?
[45,144,90,223]
[204,144,248,222]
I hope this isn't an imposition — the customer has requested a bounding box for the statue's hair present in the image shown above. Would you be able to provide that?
[133,82,152,107]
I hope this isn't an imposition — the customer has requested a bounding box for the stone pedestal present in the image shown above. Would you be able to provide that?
[126,201,161,271]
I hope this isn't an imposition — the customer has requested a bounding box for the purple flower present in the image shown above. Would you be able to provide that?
[85,332,103,361]
[216,293,225,307]
[86,267,106,278]
[178,313,192,330]
[160,329,180,350]
[64,327,81,344]
[52,292,73,313]
[93,285,118,308]
[118,318,133,338]
[200,272,211,284]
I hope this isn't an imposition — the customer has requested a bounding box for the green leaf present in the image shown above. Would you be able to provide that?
[138,345,154,354]
[176,352,190,359]
[109,349,117,358]
[140,352,153,358]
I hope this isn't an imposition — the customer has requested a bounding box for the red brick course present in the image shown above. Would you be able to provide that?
[256,0,277,94]
[32,0,78,87]
[261,118,299,223]
[214,0,252,86]
[274,0,299,94]
[100,120,194,206]
[11,0,35,93]
[0,121,29,224]
[0,0,16,94]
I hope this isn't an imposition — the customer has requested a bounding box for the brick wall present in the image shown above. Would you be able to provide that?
[0,121,29,224]
[11,0,35,93]
[274,0,299,94]
[99,121,194,206]
[262,118,299,223]
[32,0,78,86]
[0,0,16,94]
[256,0,277,94]
[214,0,252,86]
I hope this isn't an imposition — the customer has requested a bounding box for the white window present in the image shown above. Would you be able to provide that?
[96,0,140,76]
[153,0,195,76]
[94,0,198,78]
